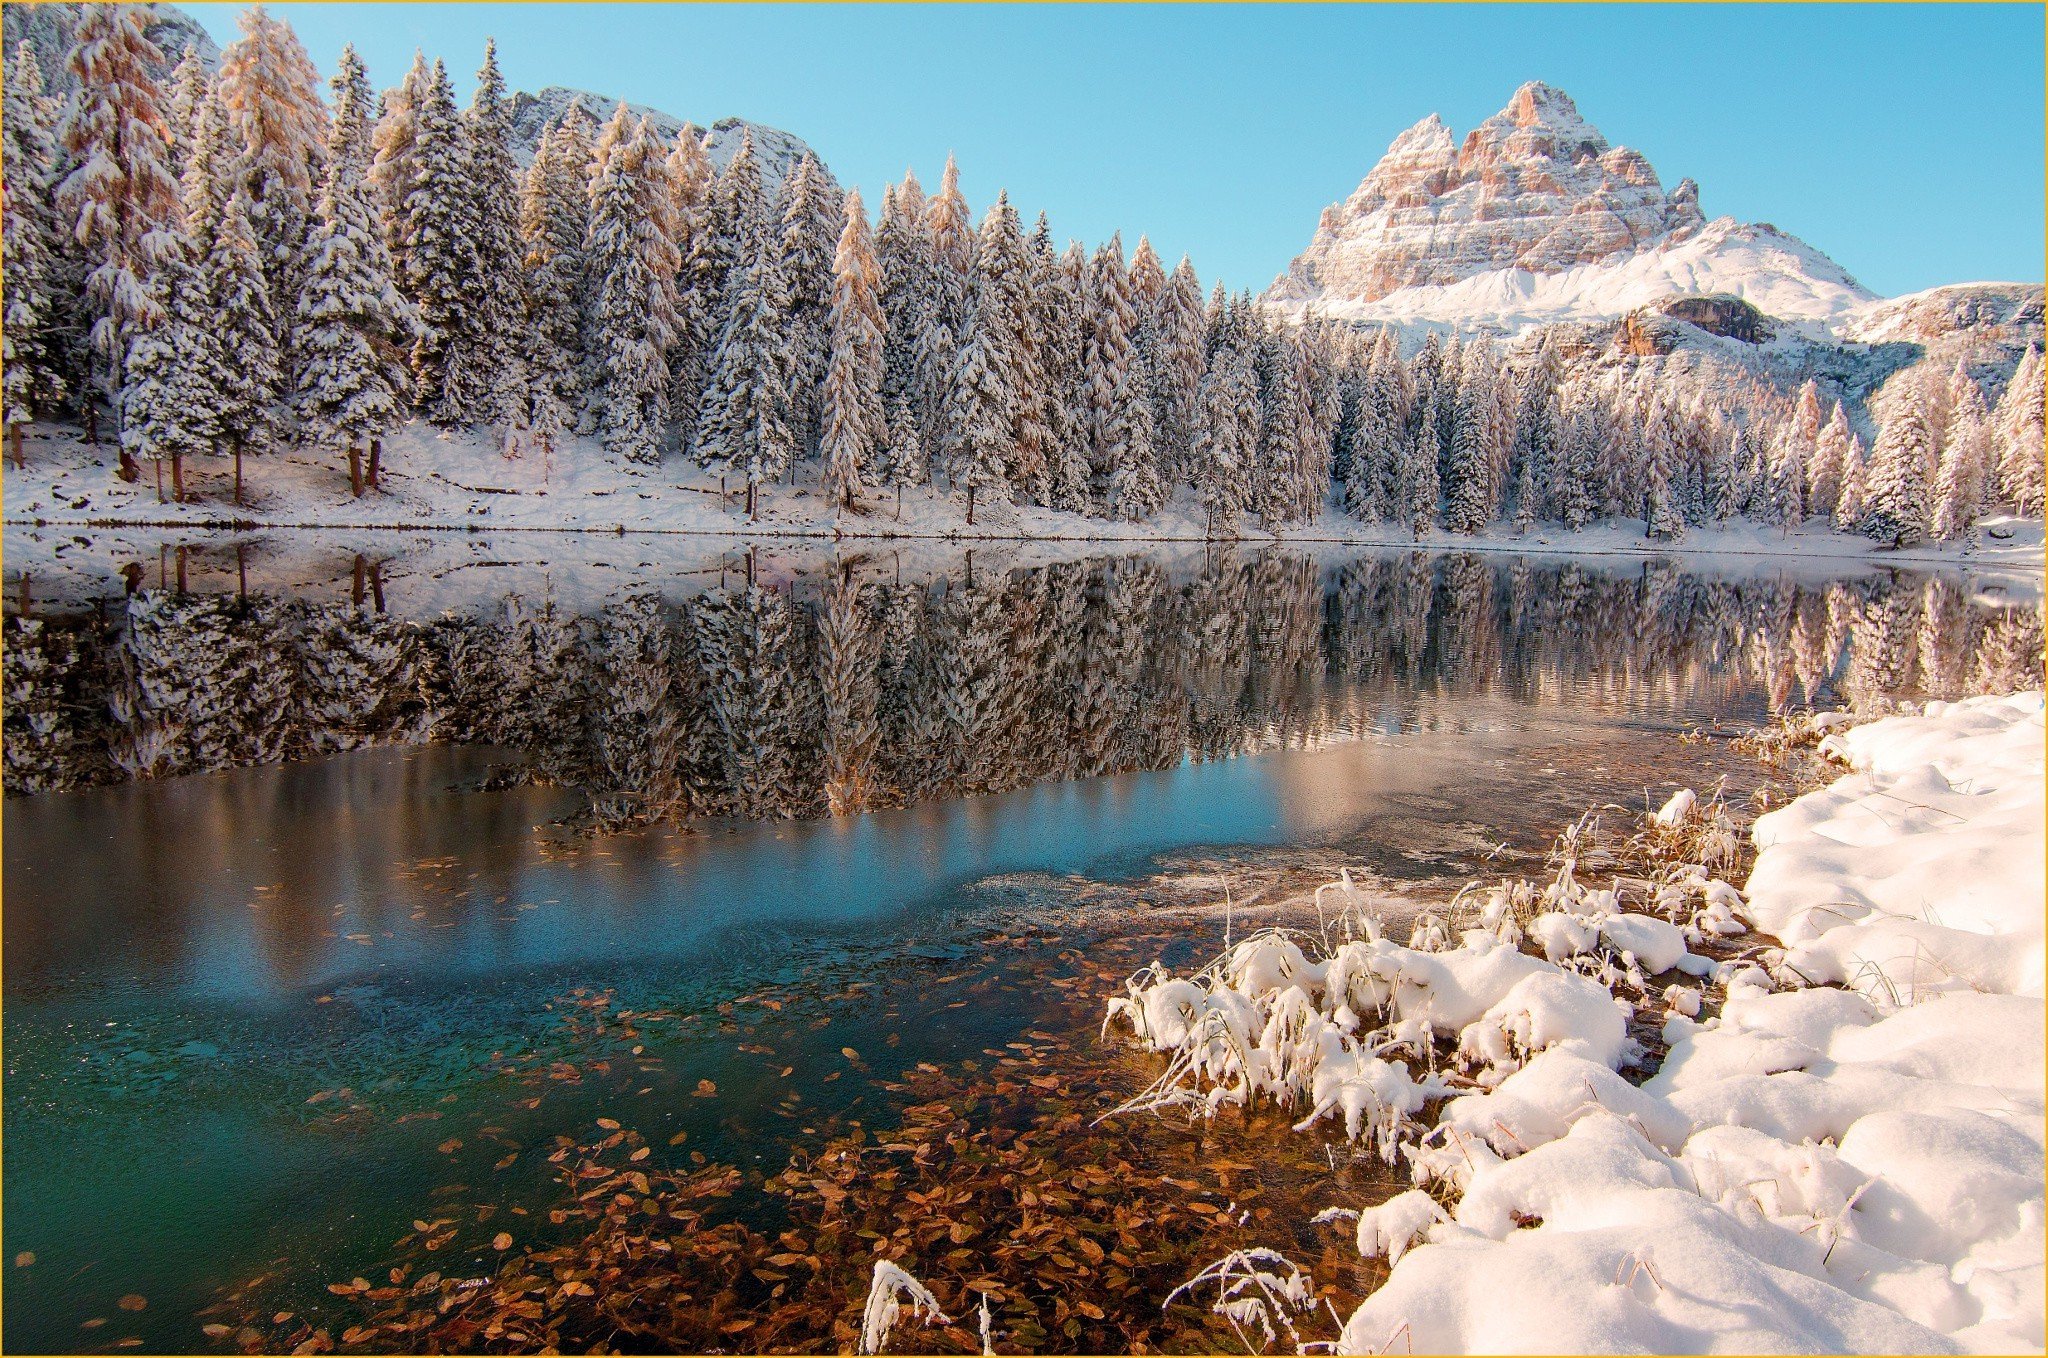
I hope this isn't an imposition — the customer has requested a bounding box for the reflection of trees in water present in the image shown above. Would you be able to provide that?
[6,553,2042,818]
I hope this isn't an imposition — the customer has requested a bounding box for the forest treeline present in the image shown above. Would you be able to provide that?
[5,5,2043,542]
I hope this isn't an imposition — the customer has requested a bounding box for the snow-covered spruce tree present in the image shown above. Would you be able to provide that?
[1404,388,1443,537]
[659,122,713,443]
[1042,238,1095,514]
[296,44,416,499]
[1509,358,1558,529]
[1083,233,1138,511]
[163,47,210,178]
[204,186,283,496]
[677,127,766,457]
[973,192,1046,503]
[819,187,884,514]
[1643,400,1686,542]
[696,161,795,517]
[873,179,931,508]
[3,42,70,455]
[453,40,524,429]
[1763,423,1806,530]
[119,224,212,503]
[1863,383,1937,547]
[368,51,429,280]
[1808,400,1852,524]
[216,4,326,378]
[1994,344,2045,516]
[1931,363,1990,541]
[946,303,1014,525]
[775,152,842,464]
[586,116,681,466]
[57,2,181,409]
[517,107,594,449]
[1442,375,1493,534]
[924,152,973,339]
[1702,419,1741,523]
[1834,431,1869,531]
[397,59,477,422]
[1151,257,1205,486]
[1193,340,1256,534]
[1553,391,1598,531]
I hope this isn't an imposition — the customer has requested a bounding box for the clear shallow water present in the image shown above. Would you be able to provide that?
[3,544,2039,1351]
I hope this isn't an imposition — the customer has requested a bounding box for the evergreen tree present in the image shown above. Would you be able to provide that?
[1152,257,1206,485]
[518,107,594,445]
[874,177,934,503]
[454,39,524,427]
[1643,400,1686,541]
[696,153,795,516]
[163,47,209,179]
[1834,432,1870,531]
[205,186,282,489]
[1931,364,1990,541]
[397,60,477,421]
[587,117,681,466]
[368,52,430,282]
[1764,422,1806,529]
[1863,384,1937,547]
[774,152,842,463]
[1193,341,1256,533]
[1084,233,1142,511]
[1042,238,1094,513]
[947,308,1013,525]
[1808,400,1852,523]
[3,42,69,451]
[1441,375,1492,533]
[924,152,973,335]
[118,225,211,501]
[1404,389,1443,537]
[1994,345,2045,515]
[1554,392,1598,531]
[216,4,327,370]
[659,122,712,442]
[57,2,182,405]
[296,44,416,499]
[972,192,1047,503]
[820,187,884,513]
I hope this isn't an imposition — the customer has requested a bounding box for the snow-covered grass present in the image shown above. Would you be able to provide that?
[1108,694,2045,1354]
[4,420,2041,577]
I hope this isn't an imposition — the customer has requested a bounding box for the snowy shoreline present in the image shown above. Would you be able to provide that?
[1106,693,2045,1354]
[4,424,2043,577]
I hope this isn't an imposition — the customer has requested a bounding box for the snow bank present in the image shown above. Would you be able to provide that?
[1113,695,2045,1353]
[1330,695,2046,1354]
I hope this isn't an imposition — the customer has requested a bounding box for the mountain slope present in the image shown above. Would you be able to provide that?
[506,86,832,192]
[1266,82,1877,338]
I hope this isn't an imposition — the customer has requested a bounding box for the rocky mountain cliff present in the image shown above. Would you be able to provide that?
[1266,81,1879,337]
[2,2,218,84]
[506,87,831,192]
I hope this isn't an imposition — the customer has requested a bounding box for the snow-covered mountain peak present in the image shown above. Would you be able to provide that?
[1265,81,1891,342]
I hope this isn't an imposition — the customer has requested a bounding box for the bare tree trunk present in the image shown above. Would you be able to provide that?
[7,422,22,469]
[174,545,187,594]
[17,572,31,619]
[967,484,976,526]
[370,558,386,613]
[895,484,903,521]
[348,443,364,497]
[233,438,244,507]
[367,437,382,489]
[154,456,165,504]
[171,450,186,504]
[747,478,757,522]
[352,554,367,608]
[236,542,247,601]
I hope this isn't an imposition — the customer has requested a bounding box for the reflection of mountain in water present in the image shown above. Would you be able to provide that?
[5,552,2040,819]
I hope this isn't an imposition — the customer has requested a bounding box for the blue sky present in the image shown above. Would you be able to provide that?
[185,3,2045,298]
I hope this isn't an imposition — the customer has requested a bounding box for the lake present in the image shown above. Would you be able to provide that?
[3,537,2039,1352]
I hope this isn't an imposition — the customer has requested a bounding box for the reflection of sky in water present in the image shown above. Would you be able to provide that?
[8,709,1569,1006]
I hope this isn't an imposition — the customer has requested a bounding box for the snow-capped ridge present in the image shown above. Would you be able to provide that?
[502,85,834,192]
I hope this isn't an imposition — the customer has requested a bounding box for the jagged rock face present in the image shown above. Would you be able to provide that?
[506,86,834,195]
[2,2,218,85]
[1841,282,2044,347]
[1271,82,1705,305]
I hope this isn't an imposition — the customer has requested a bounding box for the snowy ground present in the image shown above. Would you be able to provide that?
[1106,694,2045,1354]
[4,421,2041,580]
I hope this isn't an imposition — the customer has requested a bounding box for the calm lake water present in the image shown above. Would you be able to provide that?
[3,540,2039,1352]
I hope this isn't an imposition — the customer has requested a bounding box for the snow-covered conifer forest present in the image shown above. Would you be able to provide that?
[4,4,2042,551]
